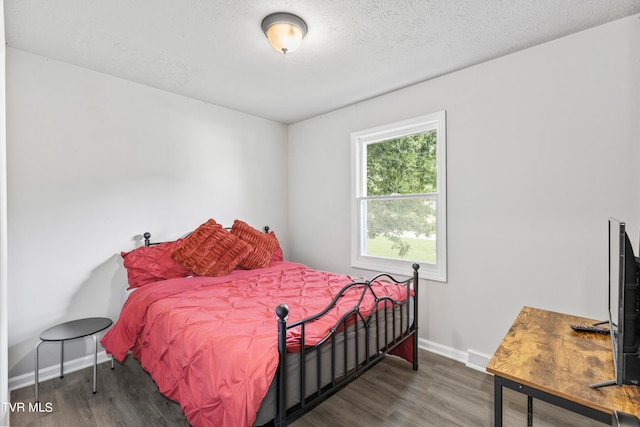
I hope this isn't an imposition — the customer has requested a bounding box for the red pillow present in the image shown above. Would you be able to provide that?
[121,240,193,289]
[171,219,252,277]
[269,231,284,264]
[231,220,279,269]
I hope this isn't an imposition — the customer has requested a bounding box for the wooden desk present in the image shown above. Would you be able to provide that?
[486,306,640,426]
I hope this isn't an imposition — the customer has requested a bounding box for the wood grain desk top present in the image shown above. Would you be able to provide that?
[486,306,640,417]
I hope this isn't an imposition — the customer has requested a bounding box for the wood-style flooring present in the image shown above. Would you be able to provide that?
[10,349,609,426]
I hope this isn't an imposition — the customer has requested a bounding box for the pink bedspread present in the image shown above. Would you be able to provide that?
[101,261,411,427]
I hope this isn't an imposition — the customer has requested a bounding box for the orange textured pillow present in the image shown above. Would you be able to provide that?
[231,220,279,269]
[171,219,252,277]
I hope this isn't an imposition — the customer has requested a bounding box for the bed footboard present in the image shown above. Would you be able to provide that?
[274,263,420,427]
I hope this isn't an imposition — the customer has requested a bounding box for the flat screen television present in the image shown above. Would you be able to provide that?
[590,218,640,388]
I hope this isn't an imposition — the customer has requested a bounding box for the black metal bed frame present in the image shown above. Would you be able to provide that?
[141,227,419,427]
[273,264,419,426]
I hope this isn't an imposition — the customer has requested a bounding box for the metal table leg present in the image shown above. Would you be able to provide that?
[494,375,503,427]
[495,375,611,425]
[60,340,64,378]
[92,334,98,393]
[34,340,43,403]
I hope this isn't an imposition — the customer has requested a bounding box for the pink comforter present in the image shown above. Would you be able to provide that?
[101,261,410,427]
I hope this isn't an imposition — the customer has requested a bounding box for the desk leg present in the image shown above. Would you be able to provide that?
[528,396,533,426]
[492,375,611,425]
[494,376,503,427]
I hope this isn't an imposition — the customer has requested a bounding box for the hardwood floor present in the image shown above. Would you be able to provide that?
[10,349,609,426]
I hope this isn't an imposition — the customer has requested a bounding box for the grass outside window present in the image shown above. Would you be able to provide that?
[366,235,436,264]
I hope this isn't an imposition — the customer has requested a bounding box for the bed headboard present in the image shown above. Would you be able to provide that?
[143,226,270,247]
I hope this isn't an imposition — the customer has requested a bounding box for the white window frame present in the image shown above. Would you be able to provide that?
[351,112,447,282]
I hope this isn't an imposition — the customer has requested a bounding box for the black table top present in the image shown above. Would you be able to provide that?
[40,317,113,341]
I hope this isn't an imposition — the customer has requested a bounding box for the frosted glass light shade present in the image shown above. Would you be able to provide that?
[261,13,308,54]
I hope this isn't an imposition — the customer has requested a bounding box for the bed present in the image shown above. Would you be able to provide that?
[101,219,419,427]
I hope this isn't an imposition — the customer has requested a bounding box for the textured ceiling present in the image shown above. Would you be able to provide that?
[5,1,640,124]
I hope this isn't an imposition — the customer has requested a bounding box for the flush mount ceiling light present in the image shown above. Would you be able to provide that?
[261,12,308,54]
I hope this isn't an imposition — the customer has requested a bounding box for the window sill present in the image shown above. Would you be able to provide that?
[352,257,446,282]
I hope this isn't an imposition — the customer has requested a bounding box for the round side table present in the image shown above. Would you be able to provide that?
[35,317,113,402]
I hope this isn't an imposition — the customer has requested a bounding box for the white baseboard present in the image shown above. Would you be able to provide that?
[418,338,491,373]
[466,349,491,373]
[8,350,112,392]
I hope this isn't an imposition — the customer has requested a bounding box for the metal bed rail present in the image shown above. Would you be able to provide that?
[274,263,420,426]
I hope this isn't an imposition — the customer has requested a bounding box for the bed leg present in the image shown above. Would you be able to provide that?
[275,304,289,427]
[412,263,419,371]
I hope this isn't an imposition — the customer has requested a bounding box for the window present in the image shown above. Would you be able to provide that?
[351,112,447,281]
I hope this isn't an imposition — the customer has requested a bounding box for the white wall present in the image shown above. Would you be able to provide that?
[6,48,288,379]
[288,15,640,366]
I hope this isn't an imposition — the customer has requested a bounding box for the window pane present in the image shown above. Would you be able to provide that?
[366,130,437,196]
[363,197,436,263]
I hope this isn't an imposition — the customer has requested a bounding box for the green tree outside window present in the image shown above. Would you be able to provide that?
[365,130,437,262]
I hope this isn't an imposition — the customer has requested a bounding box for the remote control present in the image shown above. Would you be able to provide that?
[570,324,610,335]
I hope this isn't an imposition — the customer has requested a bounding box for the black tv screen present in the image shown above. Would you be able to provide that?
[591,218,640,388]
